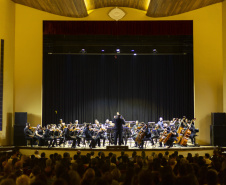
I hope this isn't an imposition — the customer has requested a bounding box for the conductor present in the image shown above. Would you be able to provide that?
[113,112,125,145]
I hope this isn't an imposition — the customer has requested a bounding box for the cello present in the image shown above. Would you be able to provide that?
[159,129,167,142]
[135,124,147,145]
[163,132,172,144]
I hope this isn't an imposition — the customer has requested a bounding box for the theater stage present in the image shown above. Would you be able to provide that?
[10,144,220,158]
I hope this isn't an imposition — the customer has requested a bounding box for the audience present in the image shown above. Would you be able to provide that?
[0,148,225,185]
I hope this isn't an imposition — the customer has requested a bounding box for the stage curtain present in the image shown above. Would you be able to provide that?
[42,54,194,125]
[43,21,193,36]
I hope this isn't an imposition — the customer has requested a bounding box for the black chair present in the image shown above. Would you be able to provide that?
[25,137,36,147]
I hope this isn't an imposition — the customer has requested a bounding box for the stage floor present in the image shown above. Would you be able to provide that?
[1,139,219,158]
[16,144,218,158]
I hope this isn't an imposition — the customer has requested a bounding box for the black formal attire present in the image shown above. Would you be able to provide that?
[53,129,64,146]
[138,126,149,149]
[150,125,162,146]
[94,126,106,147]
[70,129,81,146]
[24,127,37,147]
[181,120,187,128]
[159,126,171,147]
[63,127,76,148]
[84,127,98,148]
[113,116,125,145]
[166,130,178,147]
[43,129,54,147]
[188,124,196,144]
[36,129,44,146]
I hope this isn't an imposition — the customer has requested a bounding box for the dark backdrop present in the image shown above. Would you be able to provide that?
[42,54,193,125]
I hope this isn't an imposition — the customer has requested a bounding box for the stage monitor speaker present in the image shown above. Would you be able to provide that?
[211,112,226,125]
[15,112,27,126]
[210,125,226,146]
[14,125,26,146]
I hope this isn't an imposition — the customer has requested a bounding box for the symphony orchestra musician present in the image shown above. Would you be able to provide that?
[23,115,198,148]
[113,112,125,146]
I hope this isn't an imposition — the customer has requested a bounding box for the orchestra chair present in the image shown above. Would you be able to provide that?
[125,137,134,147]
[193,128,199,146]
[25,138,33,147]
[80,134,93,148]
[63,135,73,147]
[143,137,152,148]
[43,137,54,148]
[84,137,94,148]
[25,136,36,147]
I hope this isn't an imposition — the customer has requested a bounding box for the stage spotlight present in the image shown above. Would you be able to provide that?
[131,49,135,52]
[152,49,157,53]
[101,49,105,52]
[116,49,120,53]
[80,49,87,54]
[134,53,137,55]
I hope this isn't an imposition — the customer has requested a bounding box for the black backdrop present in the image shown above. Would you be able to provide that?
[42,54,194,125]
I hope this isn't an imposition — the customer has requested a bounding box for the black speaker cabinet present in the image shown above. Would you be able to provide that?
[15,112,27,126]
[211,112,226,125]
[210,125,226,146]
[14,125,26,146]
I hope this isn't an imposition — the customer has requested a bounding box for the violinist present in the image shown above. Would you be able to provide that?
[105,119,110,127]
[24,123,37,147]
[52,124,64,147]
[63,124,77,148]
[69,125,81,147]
[74,120,79,128]
[132,120,139,134]
[35,124,45,146]
[43,125,54,148]
[94,122,106,147]
[165,126,178,148]
[59,122,66,132]
[84,123,99,148]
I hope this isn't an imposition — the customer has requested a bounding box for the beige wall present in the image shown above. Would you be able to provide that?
[6,2,222,146]
[0,0,15,145]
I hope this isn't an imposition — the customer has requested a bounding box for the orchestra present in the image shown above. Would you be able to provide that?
[24,115,198,148]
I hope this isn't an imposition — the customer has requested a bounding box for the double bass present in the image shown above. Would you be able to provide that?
[175,120,183,144]
[179,126,191,146]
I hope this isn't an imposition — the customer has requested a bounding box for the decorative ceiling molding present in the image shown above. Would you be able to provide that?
[108,7,126,21]
[11,0,224,18]
[147,0,223,17]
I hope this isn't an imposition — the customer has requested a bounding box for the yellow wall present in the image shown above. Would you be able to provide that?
[0,0,15,145]
[13,3,223,145]
[223,1,226,111]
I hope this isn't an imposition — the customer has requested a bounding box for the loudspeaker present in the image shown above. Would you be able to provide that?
[210,125,226,146]
[15,112,27,126]
[211,112,226,125]
[14,125,26,146]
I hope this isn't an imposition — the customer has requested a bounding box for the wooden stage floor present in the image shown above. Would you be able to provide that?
[13,144,219,158]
